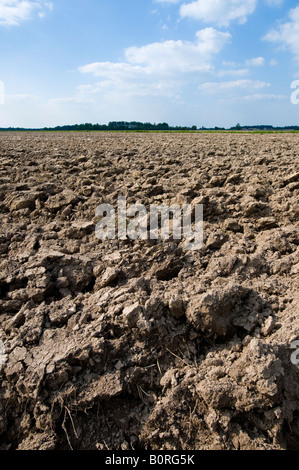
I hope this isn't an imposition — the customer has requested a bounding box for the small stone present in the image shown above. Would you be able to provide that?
[283,171,299,186]
[123,302,142,328]
[144,296,165,319]
[67,305,77,315]
[71,220,94,234]
[9,311,25,329]
[208,176,226,188]
[5,361,23,379]
[261,316,276,336]
[46,189,79,213]
[257,217,277,231]
[99,267,120,287]
[115,360,124,370]
[12,346,27,362]
[121,441,130,451]
[136,317,151,333]
[10,195,36,212]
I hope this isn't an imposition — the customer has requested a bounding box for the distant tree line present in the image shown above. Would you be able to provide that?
[232,124,299,131]
[0,122,298,132]
[41,122,198,131]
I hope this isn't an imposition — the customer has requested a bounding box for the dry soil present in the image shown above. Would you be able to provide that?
[0,131,298,450]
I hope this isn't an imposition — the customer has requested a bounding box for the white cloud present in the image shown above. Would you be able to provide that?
[245,57,265,66]
[198,79,271,93]
[124,28,231,73]
[48,96,94,105]
[218,92,287,104]
[238,93,286,101]
[7,93,39,101]
[263,6,299,62]
[80,28,231,86]
[78,79,181,100]
[79,62,146,79]
[218,68,249,77]
[78,28,232,110]
[0,0,52,26]
[180,0,257,27]
[78,64,183,102]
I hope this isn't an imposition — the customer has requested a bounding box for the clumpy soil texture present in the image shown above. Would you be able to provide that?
[0,131,299,450]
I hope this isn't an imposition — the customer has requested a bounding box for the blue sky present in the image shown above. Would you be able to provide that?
[0,0,299,128]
